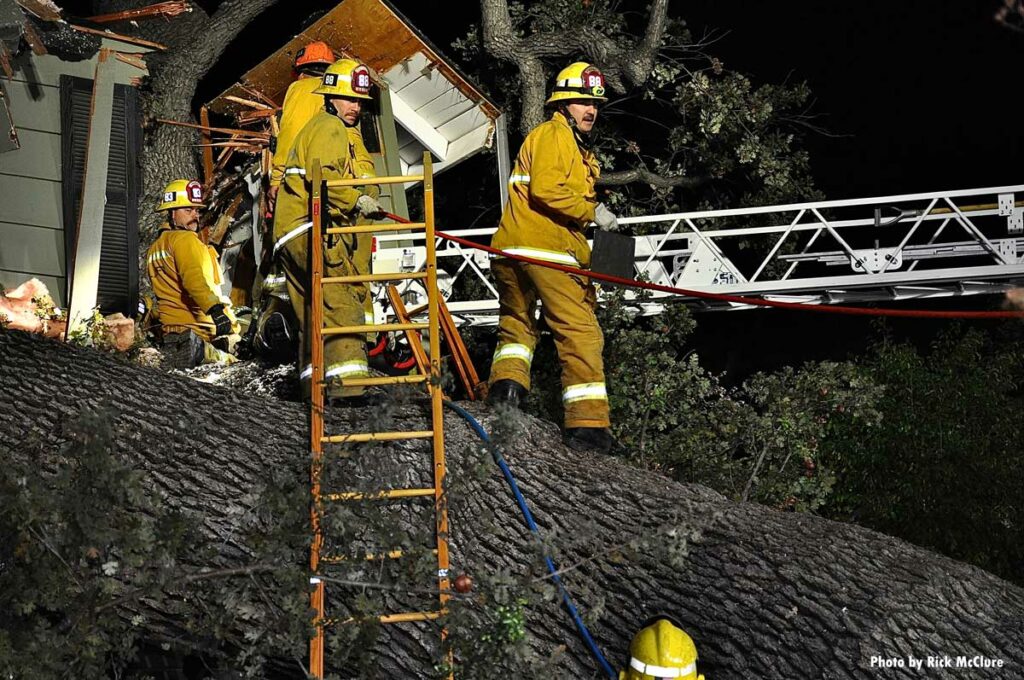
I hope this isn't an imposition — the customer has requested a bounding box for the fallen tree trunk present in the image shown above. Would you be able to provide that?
[1,329,1022,679]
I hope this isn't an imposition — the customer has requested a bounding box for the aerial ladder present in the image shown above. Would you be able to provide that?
[369,183,1024,325]
[306,153,452,678]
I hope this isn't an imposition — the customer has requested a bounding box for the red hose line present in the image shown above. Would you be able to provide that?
[381,212,1024,320]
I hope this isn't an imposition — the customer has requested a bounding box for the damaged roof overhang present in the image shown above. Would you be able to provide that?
[207,0,501,177]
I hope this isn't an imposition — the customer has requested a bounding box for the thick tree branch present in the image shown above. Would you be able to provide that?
[598,168,708,189]
[480,0,671,134]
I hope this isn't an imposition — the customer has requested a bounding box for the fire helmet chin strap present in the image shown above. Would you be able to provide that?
[559,104,594,150]
[324,96,337,117]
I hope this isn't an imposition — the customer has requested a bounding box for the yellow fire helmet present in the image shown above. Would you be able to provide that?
[156,179,205,212]
[620,616,705,680]
[545,61,609,105]
[314,58,374,100]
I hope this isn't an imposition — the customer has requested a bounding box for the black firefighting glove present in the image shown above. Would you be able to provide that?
[207,304,233,338]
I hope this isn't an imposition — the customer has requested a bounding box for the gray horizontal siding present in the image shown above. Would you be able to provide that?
[0,269,66,306]
[0,174,63,228]
[0,222,65,275]
[3,78,61,133]
[0,128,61,181]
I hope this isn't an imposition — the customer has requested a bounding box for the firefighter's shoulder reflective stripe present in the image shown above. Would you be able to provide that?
[508,174,531,185]
[285,167,306,176]
[492,342,533,366]
[501,247,580,267]
[629,657,694,678]
[147,249,171,264]
[562,382,607,404]
[274,221,313,254]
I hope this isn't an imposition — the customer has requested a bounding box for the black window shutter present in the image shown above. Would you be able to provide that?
[60,75,141,316]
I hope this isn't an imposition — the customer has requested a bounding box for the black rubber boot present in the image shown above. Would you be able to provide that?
[563,427,626,455]
[486,379,528,408]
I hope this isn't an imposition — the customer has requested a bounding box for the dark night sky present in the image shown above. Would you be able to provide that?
[195,0,1021,374]
[199,0,1021,201]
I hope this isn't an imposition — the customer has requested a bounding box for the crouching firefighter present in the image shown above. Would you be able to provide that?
[621,615,706,680]
[272,58,384,405]
[486,61,622,454]
[147,179,240,368]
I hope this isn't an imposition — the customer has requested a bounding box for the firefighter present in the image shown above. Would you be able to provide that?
[620,615,706,680]
[260,42,379,359]
[147,179,240,368]
[258,41,336,359]
[273,59,384,404]
[267,40,336,202]
[486,62,622,454]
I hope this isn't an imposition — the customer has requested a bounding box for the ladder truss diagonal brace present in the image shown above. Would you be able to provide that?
[639,218,683,272]
[810,208,871,273]
[908,217,952,272]
[684,218,746,281]
[750,209,807,282]
[943,197,1009,265]
[782,227,825,280]
[879,197,938,274]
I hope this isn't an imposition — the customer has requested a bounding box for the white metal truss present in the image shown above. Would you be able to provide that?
[370,184,1024,326]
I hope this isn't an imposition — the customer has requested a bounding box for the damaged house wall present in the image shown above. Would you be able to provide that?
[0,34,147,312]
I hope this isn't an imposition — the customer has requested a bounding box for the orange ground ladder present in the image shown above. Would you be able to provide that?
[306,153,452,678]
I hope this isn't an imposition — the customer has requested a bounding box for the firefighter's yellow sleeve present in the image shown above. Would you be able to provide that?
[270,78,323,187]
[297,115,362,215]
[349,126,379,200]
[173,235,223,313]
[528,122,597,227]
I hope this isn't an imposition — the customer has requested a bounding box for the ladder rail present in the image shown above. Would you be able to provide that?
[368,187,1024,324]
[308,153,453,679]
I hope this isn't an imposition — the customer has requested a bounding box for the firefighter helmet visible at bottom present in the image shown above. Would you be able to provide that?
[620,616,704,680]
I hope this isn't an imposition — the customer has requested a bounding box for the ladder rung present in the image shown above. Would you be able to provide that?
[322,430,433,444]
[324,322,427,335]
[327,222,426,235]
[325,609,446,627]
[341,374,427,388]
[325,174,423,187]
[323,272,428,284]
[380,610,444,624]
[320,548,438,564]
[326,488,435,501]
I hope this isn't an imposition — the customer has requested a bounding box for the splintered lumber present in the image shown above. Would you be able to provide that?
[13,0,61,21]
[157,118,269,140]
[113,52,147,70]
[223,94,272,109]
[86,1,190,24]
[67,24,168,50]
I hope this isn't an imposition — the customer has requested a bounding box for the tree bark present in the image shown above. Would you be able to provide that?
[2,329,1023,679]
[89,0,279,264]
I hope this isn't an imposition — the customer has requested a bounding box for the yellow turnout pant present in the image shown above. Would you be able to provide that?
[279,229,370,398]
[488,259,610,429]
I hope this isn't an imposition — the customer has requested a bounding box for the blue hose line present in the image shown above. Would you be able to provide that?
[443,400,618,680]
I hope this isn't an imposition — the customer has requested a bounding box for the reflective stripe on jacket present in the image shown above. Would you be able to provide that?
[270,77,323,188]
[147,227,235,340]
[491,110,600,269]
[274,111,364,246]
